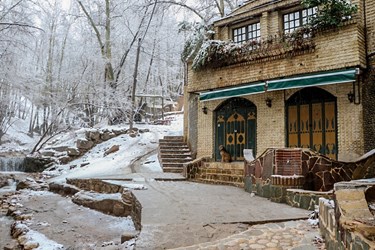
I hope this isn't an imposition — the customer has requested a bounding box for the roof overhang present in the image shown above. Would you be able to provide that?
[198,68,357,102]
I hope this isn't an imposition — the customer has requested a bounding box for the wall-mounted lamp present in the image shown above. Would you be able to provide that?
[347,91,354,103]
[265,98,272,108]
[202,106,208,114]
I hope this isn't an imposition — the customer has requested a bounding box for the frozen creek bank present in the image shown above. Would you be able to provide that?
[0,174,137,249]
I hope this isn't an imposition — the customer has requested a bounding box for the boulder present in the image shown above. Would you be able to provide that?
[23,156,55,173]
[49,146,69,152]
[86,130,101,142]
[101,132,116,141]
[121,231,139,243]
[58,155,71,164]
[76,139,94,150]
[0,175,9,188]
[104,145,120,156]
[67,147,81,156]
[40,150,55,157]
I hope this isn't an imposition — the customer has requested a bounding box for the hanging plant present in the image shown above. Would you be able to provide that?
[302,0,358,29]
[192,28,315,71]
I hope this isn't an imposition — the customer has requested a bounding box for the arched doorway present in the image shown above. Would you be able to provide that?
[286,87,337,159]
[215,98,256,161]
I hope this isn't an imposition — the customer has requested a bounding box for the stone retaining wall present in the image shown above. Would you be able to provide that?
[55,178,142,231]
[319,180,375,250]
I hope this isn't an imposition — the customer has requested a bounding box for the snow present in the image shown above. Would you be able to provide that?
[0,118,39,154]
[41,114,183,181]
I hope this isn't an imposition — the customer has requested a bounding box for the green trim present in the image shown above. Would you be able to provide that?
[199,82,264,102]
[267,68,356,91]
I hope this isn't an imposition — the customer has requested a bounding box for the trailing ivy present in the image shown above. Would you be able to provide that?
[302,0,358,28]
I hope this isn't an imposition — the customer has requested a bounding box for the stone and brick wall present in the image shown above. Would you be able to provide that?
[319,179,375,249]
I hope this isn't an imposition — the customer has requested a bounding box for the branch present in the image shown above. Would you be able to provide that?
[0,22,44,32]
[0,0,23,20]
[151,1,205,21]
[76,0,105,56]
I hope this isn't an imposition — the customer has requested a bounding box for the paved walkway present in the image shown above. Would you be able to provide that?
[103,173,322,249]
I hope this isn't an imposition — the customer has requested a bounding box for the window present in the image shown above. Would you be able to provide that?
[233,22,261,43]
[283,7,317,33]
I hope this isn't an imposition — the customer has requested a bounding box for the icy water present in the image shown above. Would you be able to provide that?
[0,216,14,248]
[0,157,25,171]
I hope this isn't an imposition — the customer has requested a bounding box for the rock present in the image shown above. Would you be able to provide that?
[121,231,139,243]
[129,132,137,138]
[23,241,39,250]
[57,155,71,164]
[40,150,55,157]
[76,139,94,150]
[23,156,55,173]
[11,222,29,238]
[139,129,149,133]
[0,175,9,188]
[104,145,120,156]
[3,239,20,250]
[50,146,69,152]
[49,182,80,196]
[72,191,132,217]
[67,147,81,156]
[101,132,116,141]
[16,178,47,191]
[86,130,101,142]
[112,129,126,135]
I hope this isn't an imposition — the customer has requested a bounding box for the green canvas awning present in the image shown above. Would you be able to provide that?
[266,68,357,91]
[199,68,357,102]
[199,82,265,102]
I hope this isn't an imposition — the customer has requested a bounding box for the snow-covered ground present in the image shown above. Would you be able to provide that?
[1,114,183,181]
[47,115,183,181]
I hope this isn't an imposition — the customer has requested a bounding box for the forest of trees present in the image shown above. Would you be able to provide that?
[0,0,243,145]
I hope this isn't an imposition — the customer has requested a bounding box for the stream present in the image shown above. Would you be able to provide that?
[0,157,25,172]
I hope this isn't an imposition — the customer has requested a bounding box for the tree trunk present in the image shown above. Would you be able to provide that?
[129,38,142,130]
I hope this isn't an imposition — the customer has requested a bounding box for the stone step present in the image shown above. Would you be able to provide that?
[160,148,191,154]
[160,153,192,158]
[160,136,184,141]
[159,144,190,149]
[162,167,184,173]
[162,162,184,168]
[159,139,185,144]
[162,158,193,163]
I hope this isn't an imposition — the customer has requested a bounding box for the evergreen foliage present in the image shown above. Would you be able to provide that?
[302,0,358,28]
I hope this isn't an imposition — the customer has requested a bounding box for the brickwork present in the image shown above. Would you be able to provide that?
[363,0,375,152]
[186,0,370,162]
[188,23,364,93]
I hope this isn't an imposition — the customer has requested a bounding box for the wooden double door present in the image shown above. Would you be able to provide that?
[215,98,256,161]
[287,88,337,159]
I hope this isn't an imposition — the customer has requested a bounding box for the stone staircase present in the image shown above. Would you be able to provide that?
[194,162,244,188]
[159,136,193,173]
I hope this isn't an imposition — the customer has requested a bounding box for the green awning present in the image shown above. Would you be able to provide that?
[266,68,357,91]
[199,68,357,102]
[199,82,265,102]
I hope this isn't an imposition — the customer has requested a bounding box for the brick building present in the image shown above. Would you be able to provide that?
[184,0,375,162]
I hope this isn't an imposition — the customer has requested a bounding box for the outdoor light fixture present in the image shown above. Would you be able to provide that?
[265,98,272,108]
[347,91,354,103]
[202,106,208,114]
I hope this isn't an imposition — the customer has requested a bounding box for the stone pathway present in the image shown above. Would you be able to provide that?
[172,220,323,250]
[108,177,322,249]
